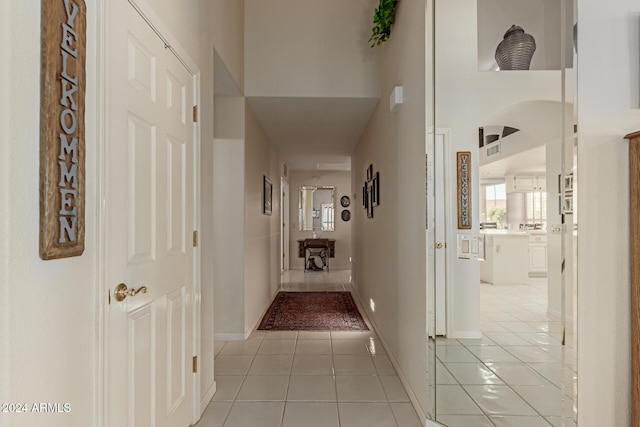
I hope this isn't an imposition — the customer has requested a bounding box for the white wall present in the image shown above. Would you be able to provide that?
[213,139,246,337]
[213,102,282,340]
[436,0,563,338]
[244,103,282,334]
[576,0,640,424]
[244,0,380,98]
[214,96,245,139]
[0,0,9,411]
[0,2,98,425]
[351,0,428,419]
[211,0,244,91]
[0,1,218,425]
[288,170,353,270]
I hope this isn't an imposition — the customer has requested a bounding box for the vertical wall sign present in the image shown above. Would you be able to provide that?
[456,151,472,229]
[40,0,87,259]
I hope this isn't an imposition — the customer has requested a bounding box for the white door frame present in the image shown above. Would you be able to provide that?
[281,178,290,271]
[97,1,203,425]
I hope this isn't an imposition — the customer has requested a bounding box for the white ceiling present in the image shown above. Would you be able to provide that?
[214,50,380,172]
[480,144,546,181]
[247,96,379,171]
[478,100,573,181]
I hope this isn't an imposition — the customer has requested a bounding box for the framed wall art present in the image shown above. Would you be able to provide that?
[372,171,380,206]
[263,175,272,215]
[456,151,471,229]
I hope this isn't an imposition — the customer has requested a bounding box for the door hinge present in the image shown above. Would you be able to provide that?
[108,290,111,305]
[193,230,198,247]
[192,356,198,373]
[192,105,198,123]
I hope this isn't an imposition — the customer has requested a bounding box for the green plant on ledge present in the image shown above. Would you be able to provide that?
[369,0,398,47]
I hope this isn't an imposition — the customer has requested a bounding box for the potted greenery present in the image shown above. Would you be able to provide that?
[369,0,398,47]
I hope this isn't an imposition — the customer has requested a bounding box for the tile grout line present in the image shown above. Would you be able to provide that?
[459,332,563,422]
[280,334,296,427]
[436,354,497,426]
[454,288,569,423]
[332,337,343,427]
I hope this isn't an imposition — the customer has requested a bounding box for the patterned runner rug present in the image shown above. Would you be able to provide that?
[257,291,369,331]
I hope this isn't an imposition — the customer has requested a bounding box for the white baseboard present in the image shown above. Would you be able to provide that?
[448,331,482,339]
[525,277,548,285]
[548,307,562,319]
[213,332,248,341]
[215,290,280,342]
[426,418,445,426]
[199,381,216,417]
[349,290,428,424]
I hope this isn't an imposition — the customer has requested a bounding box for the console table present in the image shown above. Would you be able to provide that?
[297,239,335,271]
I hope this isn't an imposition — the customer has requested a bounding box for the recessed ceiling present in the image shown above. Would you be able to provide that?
[247,96,379,171]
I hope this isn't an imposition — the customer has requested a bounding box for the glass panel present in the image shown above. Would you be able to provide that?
[425,0,437,421]
[432,0,577,425]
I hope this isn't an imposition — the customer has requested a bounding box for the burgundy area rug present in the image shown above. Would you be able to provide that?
[257,292,369,331]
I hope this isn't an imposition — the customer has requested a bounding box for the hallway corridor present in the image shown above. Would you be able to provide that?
[194,270,423,427]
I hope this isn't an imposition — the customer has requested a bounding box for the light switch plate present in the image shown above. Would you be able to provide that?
[457,233,485,260]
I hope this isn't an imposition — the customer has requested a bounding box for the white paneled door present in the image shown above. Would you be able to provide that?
[106,2,196,427]
[427,129,448,337]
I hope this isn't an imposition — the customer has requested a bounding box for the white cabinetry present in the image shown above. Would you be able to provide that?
[505,174,546,193]
[528,233,547,276]
[480,231,548,285]
[480,232,529,285]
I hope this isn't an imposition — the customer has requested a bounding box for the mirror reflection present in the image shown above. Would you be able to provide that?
[298,186,335,231]
[430,0,577,425]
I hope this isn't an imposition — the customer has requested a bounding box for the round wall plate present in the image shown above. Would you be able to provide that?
[341,209,351,221]
[340,195,351,207]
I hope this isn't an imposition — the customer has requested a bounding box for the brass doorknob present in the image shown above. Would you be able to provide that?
[114,283,148,302]
[435,242,443,249]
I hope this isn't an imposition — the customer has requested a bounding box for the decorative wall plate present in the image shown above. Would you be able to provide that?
[340,195,351,207]
[341,210,351,221]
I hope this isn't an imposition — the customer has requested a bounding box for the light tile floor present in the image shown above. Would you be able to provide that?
[194,269,423,427]
[434,282,578,427]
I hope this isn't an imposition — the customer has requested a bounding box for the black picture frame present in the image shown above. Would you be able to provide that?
[366,184,374,218]
[340,195,351,207]
[362,182,368,208]
[341,209,351,221]
[263,175,272,215]
[372,171,380,206]
[367,164,373,181]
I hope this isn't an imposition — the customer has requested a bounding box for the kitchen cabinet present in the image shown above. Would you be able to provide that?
[480,231,548,285]
[528,233,547,276]
[480,231,529,285]
[505,174,546,193]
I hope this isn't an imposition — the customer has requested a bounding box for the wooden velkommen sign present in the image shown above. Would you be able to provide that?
[40,0,87,259]
[457,151,472,229]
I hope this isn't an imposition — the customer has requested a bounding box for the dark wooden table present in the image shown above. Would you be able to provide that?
[297,239,335,271]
